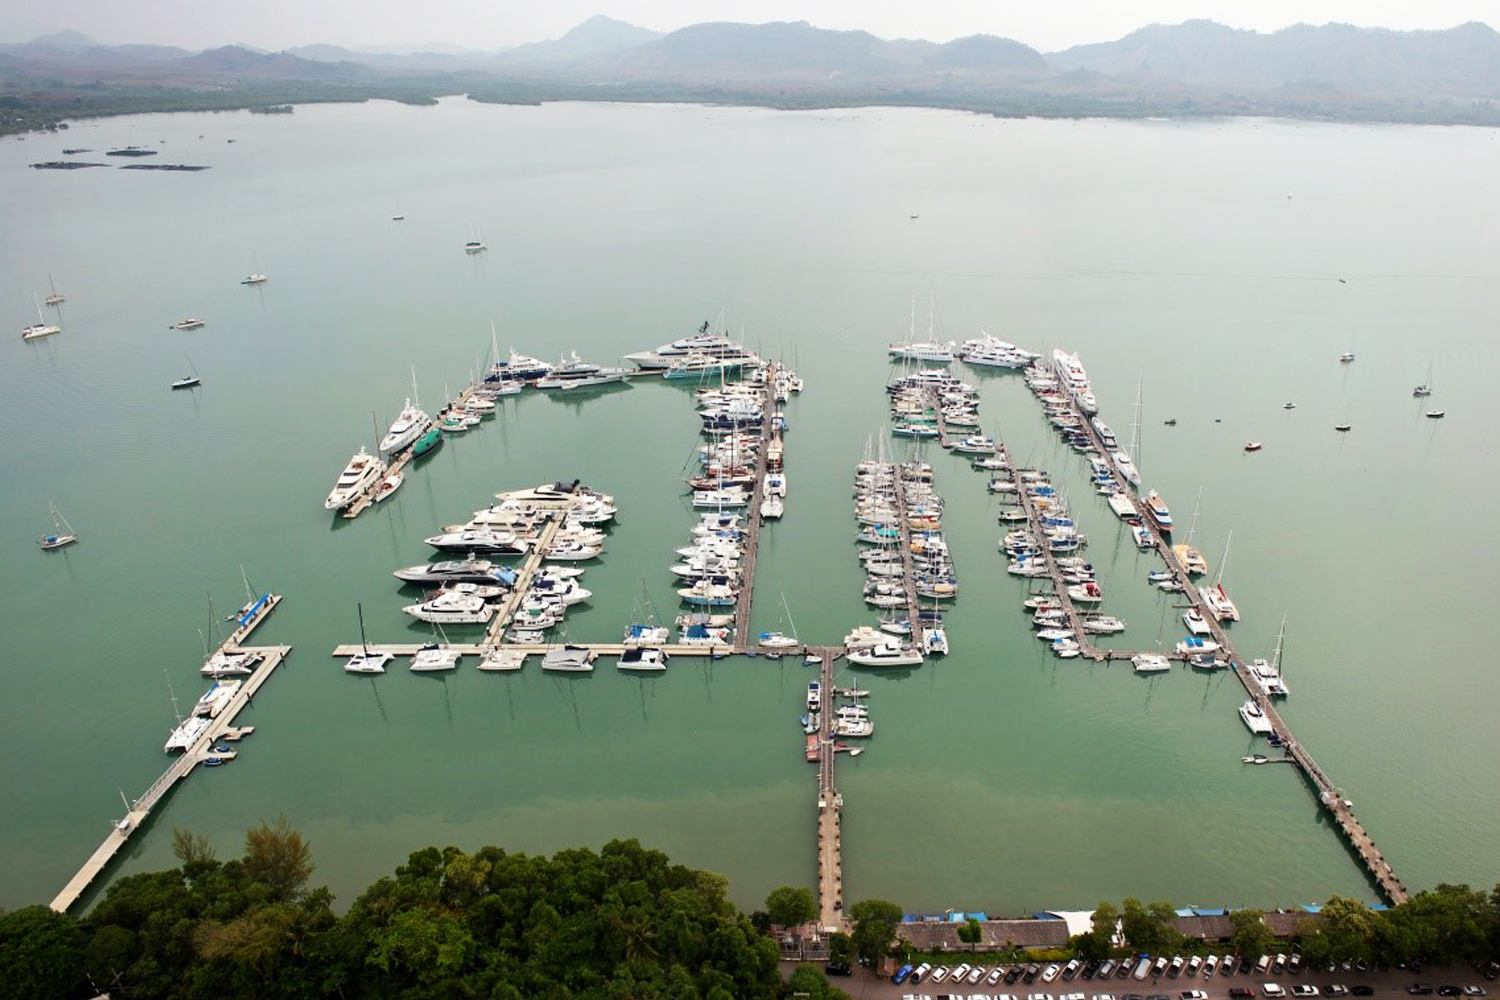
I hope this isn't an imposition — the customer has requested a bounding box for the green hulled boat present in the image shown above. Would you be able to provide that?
[411,427,443,458]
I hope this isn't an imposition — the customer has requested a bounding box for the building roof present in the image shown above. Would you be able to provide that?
[896,918,1071,952]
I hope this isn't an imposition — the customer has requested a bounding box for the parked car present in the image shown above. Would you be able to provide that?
[1408,986,1435,995]
[1273,956,1288,975]
[1438,989,1461,997]
[1256,957,1273,976]
[1097,962,1117,980]
[1043,965,1062,983]
[1291,986,1320,997]
[969,967,989,985]
[1064,961,1083,982]
[1229,989,1256,998]
[931,967,951,984]
[1264,985,1287,998]
[1152,958,1169,978]
[1351,988,1375,996]
[1204,958,1219,979]
[1463,988,1487,997]
[1223,956,1239,978]
[1289,956,1304,976]
[988,968,1006,986]
[1006,967,1025,984]
[1181,991,1209,999]
[911,964,932,983]
[951,965,972,984]
[1326,986,1350,996]
[893,964,915,985]
[1168,958,1185,980]
[825,962,852,977]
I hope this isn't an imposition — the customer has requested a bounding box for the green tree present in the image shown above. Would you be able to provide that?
[1230,909,1273,960]
[766,886,817,928]
[0,905,87,1000]
[957,916,983,951]
[243,813,314,904]
[1317,895,1380,962]
[828,931,853,964]
[172,827,217,869]
[787,962,850,1000]
[1074,901,1117,961]
[848,899,904,965]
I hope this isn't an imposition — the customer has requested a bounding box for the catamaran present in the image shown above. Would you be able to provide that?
[21,294,60,341]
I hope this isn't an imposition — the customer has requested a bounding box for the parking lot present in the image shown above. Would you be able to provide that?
[797,955,1497,1000]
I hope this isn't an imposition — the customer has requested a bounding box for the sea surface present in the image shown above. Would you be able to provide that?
[3,99,1498,915]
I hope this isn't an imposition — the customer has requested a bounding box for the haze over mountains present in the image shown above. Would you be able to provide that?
[3,15,1499,130]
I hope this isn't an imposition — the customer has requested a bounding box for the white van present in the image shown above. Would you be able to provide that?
[1134,959,1153,981]
[1255,956,1273,976]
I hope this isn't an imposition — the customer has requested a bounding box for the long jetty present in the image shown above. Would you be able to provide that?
[1020,365,1409,904]
[51,596,290,913]
[813,646,846,932]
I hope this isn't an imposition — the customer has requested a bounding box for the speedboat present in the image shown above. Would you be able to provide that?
[1175,636,1220,656]
[394,558,514,585]
[424,529,529,555]
[324,447,386,511]
[379,399,434,454]
[410,644,462,672]
[170,317,205,330]
[1239,699,1275,735]
[1112,450,1141,486]
[1244,441,1263,452]
[485,347,554,384]
[950,435,997,454]
[1066,581,1103,603]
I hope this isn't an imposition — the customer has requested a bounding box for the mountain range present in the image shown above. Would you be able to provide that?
[3,16,1499,130]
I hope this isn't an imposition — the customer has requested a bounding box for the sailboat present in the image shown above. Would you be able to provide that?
[170,356,201,390]
[38,501,77,550]
[1246,614,1290,697]
[464,224,487,255]
[1112,373,1143,485]
[1171,486,1209,576]
[344,603,393,674]
[410,622,462,672]
[1200,531,1240,622]
[43,275,64,306]
[1413,362,1433,398]
[21,294,61,341]
[240,254,267,285]
[756,587,800,651]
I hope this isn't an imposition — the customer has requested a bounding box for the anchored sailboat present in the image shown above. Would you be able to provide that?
[38,501,77,550]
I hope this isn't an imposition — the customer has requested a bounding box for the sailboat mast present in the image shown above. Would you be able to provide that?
[1214,530,1233,587]
[1272,613,1288,673]
[357,602,370,655]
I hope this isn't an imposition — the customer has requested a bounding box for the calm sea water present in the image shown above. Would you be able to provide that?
[3,100,1498,915]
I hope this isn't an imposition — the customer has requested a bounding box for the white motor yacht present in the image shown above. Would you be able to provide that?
[324,447,386,511]
[541,644,595,672]
[617,647,668,672]
[379,399,434,454]
[846,639,924,667]
[402,591,495,624]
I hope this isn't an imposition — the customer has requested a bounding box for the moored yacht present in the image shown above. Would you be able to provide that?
[535,351,630,391]
[1239,698,1275,735]
[1141,490,1173,532]
[164,714,213,753]
[323,447,386,511]
[402,591,495,624]
[379,399,434,454]
[1131,653,1171,674]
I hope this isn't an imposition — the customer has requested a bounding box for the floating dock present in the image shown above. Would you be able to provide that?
[1016,363,1409,904]
[812,645,846,932]
[51,596,290,913]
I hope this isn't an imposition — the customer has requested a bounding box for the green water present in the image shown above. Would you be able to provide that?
[3,101,1498,915]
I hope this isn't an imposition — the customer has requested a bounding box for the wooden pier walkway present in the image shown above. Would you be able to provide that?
[812,646,846,932]
[731,381,776,645]
[1029,379,1409,903]
[51,600,291,913]
[484,513,567,644]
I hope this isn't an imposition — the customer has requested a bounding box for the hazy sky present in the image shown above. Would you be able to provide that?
[3,0,1494,53]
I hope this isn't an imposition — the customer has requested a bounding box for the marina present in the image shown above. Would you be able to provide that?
[8,102,1490,915]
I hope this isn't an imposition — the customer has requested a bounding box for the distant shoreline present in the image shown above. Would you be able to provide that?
[6,81,1500,141]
